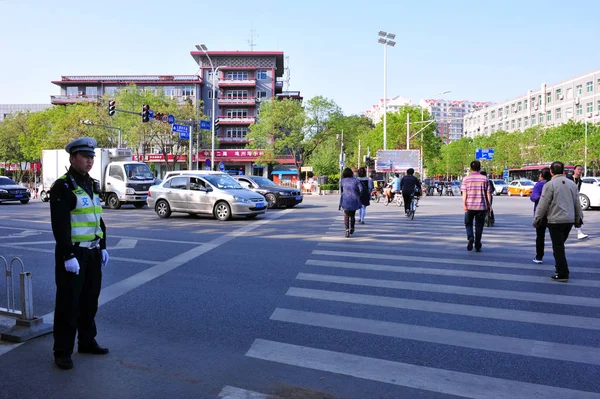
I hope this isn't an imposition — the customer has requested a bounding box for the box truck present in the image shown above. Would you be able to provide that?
[41,148,155,209]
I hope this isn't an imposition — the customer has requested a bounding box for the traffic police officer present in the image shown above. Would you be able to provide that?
[50,137,110,370]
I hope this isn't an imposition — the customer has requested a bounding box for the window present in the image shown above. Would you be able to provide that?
[546,92,551,104]
[170,177,188,190]
[226,71,248,80]
[531,114,537,125]
[546,110,551,122]
[576,104,582,115]
[182,86,194,96]
[491,125,495,132]
[224,127,248,139]
[105,86,118,97]
[256,70,267,80]
[85,87,97,96]
[207,90,213,99]
[517,118,522,128]
[598,100,600,111]
[598,79,600,91]
[524,99,528,110]
[587,81,593,93]
[566,87,573,99]
[524,116,528,127]
[511,119,515,130]
[498,108,503,117]
[577,85,582,95]
[556,108,562,119]
[539,113,544,123]
[257,90,267,99]
[556,88,562,100]
[538,95,542,106]
[505,121,509,130]
[505,105,509,115]
[66,87,79,96]
[226,109,249,118]
[587,102,593,113]
[518,101,522,111]
[566,107,573,119]
[491,110,495,119]
[484,113,488,122]
[109,165,124,181]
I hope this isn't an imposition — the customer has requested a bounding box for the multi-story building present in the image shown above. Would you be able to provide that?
[50,50,299,179]
[419,99,493,142]
[1,104,53,122]
[364,96,412,124]
[464,68,600,138]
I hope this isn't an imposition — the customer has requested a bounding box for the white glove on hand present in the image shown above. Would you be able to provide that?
[101,249,109,268]
[64,258,80,275]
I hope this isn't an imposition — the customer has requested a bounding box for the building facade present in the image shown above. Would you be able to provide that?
[365,96,413,124]
[50,50,299,179]
[419,99,493,143]
[464,68,600,138]
[0,104,53,122]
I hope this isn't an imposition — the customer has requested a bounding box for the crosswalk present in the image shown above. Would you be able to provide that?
[223,199,600,398]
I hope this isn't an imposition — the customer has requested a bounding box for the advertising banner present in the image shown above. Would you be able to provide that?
[375,150,420,173]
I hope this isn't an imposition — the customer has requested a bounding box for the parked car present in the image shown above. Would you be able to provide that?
[491,179,508,195]
[233,175,302,209]
[581,177,600,185]
[0,176,31,204]
[507,179,535,196]
[579,181,600,210]
[147,173,266,221]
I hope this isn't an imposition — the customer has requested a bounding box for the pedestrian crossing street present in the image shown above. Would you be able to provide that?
[220,202,600,398]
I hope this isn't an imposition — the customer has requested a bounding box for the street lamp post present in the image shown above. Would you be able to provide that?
[421,90,451,121]
[378,31,396,151]
[585,118,588,176]
[196,44,222,171]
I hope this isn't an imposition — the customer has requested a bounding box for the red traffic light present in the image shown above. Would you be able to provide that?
[108,100,115,107]
[143,104,150,111]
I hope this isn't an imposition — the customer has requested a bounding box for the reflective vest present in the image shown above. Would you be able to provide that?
[60,174,103,242]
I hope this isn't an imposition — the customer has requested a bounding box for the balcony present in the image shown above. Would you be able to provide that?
[217,116,256,124]
[216,135,250,143]
[50,94,100,105]
[217,97,258,106]
[218,79,256,87]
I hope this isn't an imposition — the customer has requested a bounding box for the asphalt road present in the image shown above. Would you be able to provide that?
[0,193,599,399]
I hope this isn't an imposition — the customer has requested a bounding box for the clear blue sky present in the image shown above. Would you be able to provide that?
[1,0,599,115]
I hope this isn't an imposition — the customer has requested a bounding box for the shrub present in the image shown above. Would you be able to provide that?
[327,175,340,184]
[320,184,339,191]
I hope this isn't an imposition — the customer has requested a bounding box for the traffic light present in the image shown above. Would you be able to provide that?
[214,118,220,131]
[142,104,150,123]
[108,100,116,116]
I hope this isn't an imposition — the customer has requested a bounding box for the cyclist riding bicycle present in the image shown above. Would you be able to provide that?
[400,168,422,217]
[388,173,401,203]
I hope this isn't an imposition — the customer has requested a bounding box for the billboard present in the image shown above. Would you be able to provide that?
[375,150,420,173]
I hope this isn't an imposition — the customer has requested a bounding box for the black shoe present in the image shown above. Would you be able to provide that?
[475,247,482,252]
[345,230,350,238]
[78,343,109,355]
[551,274,569,282]
[350,228,354,235]
[55,356,73,370]
[467,238,474,251]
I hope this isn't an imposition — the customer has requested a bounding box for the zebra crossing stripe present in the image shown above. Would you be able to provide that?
[245,339,600,399]
[217,386,278,398]
[287,285,600,331]
[270,308,600,366]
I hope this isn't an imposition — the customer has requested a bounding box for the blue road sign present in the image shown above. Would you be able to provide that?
[168,114,175,124]
[199,120,211,130]
[219,162,225,172]
[205,158,211,167]
[476,148,494,161]
[172,124,190,140]
[340,160,345,168]
[503,167,509,180]
[148,110,154,119]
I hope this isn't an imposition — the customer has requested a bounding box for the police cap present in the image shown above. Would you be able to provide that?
[65,137,97,156]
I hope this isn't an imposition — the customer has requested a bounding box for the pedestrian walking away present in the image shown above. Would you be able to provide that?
[531,167,551,264]
[49,137,110,370]
[339,167,363,238]
[567,164,589,239]
[356,167,373,224]
[533,161,583,282]
[400,168,421,217]
[461,160,491,252]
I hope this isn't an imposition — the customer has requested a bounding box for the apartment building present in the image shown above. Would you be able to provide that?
[464,68,600,138]
[419,99,493,142]
[50,50,299,178]
[365,96,413,124]
[1,104,53,122]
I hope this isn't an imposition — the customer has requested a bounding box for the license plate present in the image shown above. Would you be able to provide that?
[295,196,301,200]
[15,194,22,198]
[255,202,264,209]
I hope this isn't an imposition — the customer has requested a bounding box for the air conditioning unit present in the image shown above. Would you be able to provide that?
[559,94,564,100]
[513,108,517,113]
[596,111,600,116]
[587,112,593,118]
[575,98,580,105]
[534,106,538,111]
[499,116,503,121]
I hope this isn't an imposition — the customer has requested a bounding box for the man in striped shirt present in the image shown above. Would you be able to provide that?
[461,160,492,252]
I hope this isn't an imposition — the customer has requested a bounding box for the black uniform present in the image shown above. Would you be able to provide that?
[400,175,421,214]
[50,166,106,358]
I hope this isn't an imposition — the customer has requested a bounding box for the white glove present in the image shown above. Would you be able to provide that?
[101,249,109,268]
[64,258,80,275]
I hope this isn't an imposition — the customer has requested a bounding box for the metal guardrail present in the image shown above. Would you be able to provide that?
[0,256,52,342]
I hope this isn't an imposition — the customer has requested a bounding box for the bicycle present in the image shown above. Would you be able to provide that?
[407,194,417,220]
[394,192,403,207]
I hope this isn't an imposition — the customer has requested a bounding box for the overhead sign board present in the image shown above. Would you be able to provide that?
[199,120,211,130]
[375,150,421,173]
[172,124,190,140]
[476,148,495,161]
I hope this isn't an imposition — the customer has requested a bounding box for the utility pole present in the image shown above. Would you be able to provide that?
[358,140,361,168]
[406,112,410,150]
[189,118,194,171]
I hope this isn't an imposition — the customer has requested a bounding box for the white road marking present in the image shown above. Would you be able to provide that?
[110,238,138,250]
[217,385,278,398]
[245,339,600,399]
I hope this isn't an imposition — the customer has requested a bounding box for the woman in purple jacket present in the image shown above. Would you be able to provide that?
[339,167,363,238]
[531,167,551,264]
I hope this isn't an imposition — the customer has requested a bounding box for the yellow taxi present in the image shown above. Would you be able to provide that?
[507,179,535,197]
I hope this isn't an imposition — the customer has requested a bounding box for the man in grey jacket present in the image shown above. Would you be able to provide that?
[533,161,583,282]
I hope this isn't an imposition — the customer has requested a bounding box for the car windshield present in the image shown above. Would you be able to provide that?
[493,180,505,184]
[251,177,278,187]
[520,180,534,186]
[0,177,17,186]
[203,174,242,189]
[124,163,154,180]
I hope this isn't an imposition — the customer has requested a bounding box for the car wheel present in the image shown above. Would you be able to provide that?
[265,193,278,209]
[214,201,231,221]
[580,194,590,211]
[20,200,29,204]
[133,202,145,209]
[40,191,49,202]
[155,200,171,218]
[520,190,524,197]
[107,193,121,209]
